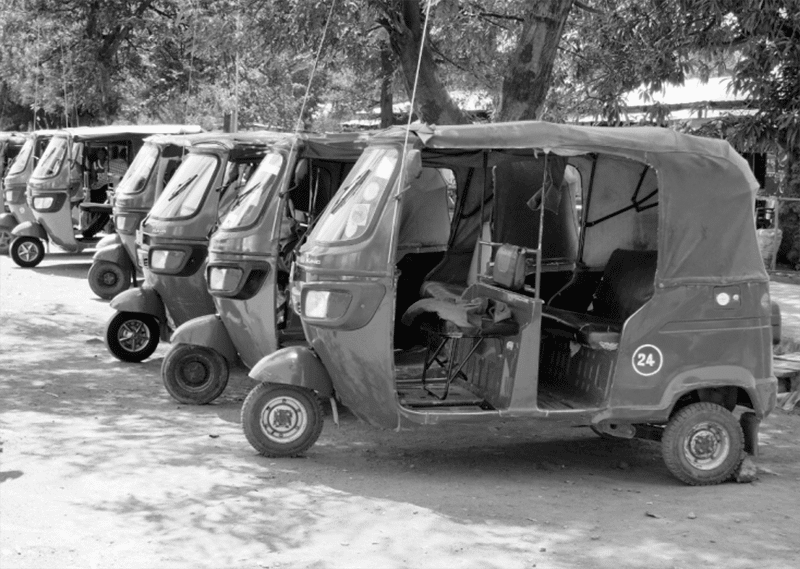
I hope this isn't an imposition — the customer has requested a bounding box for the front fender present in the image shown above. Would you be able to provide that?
[249,346,333,398]
[11,220,47,240]
[93,241,134,272]
[110,286,167,324]
[0,213,18,231]
[171,314,239,364]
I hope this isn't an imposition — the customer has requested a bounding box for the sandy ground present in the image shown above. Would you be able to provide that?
[1,251,800,569]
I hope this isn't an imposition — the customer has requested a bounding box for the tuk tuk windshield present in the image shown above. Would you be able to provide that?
[32,136,70,179]
[148,153,219,219]
[116,144,160,196]
[220,152,285,230]
[6,139,33,177]
[310,146,398,244]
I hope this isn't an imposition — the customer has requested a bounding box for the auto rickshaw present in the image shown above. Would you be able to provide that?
[161,132,368,404]
[8,125,203,268]
[1,130,58,254]
[241,121,777,486]
[104,131,284,363]
[88,130,203,299]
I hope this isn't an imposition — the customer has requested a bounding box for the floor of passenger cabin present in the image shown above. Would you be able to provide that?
[535,384,605,411]
[394,346,489,409]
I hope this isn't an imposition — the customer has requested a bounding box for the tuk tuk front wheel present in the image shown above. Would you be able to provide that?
[105,311,160,363]
[88,261,132,300]
[661,402,744,486]
[161,344,229,405]
[0,228,12,255]
[10,236,45,268]
[242,383,323,458]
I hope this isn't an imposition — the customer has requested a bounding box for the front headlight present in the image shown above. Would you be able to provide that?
[114,214,138,233]
[303,289,352,320]
[33,196,54,210]
[150,249,186,271]
[208,266,243,293]
[4,191,13,203]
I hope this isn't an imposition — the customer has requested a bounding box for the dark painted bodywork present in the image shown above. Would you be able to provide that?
[250,122,777,433]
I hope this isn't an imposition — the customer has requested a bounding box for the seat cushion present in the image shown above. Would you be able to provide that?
[591,249,657,321]
[541,306,622,350]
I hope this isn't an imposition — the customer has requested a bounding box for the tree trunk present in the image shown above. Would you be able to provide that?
[379,41,394,128]
[377,0,469,125]
[497,0,574,121]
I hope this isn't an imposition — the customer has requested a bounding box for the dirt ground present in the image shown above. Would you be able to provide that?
[1,251,800,569]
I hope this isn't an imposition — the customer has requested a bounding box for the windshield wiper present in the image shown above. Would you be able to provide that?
[167,174,198,201]
[329,169,371,215]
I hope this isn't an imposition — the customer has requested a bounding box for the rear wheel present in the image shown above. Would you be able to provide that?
[162,344,229,404]
[0,228,12,255]
[105,311,160,362]
[661,402,744,486]
[242,383,323,457]
[10,236,45,268]
[88,261,131,300]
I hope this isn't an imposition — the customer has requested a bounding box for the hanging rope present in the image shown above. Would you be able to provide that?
[184,2,197,122]
[387,0,434,263]
[293,0,337,134]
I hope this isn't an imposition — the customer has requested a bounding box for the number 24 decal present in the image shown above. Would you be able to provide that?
[631,344,663,376]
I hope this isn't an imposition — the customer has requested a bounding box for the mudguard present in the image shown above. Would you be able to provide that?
[93,241,134,272]
[110,286,167,324]
[248,346,334,398]
[11,220,47,240]
[171,314,239,364]
[0,212,18,230]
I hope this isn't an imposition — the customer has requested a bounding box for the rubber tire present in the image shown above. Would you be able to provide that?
[241,383,323,458]
[161,343,229,405]
[0,228,12,255]
[88,260,132,300]
[105,311,160,363]
[661,402,745,486]
[10,236,45,268]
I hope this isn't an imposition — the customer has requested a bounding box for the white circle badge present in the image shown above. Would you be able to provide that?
[631,344,663,377]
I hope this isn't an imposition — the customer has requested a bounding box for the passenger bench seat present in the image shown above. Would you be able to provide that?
[542,249,657,349]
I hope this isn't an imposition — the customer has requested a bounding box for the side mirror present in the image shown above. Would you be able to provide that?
[405,149,422,180]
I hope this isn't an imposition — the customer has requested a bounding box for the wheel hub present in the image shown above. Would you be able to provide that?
[18,241,40,262]
[260,396,308,444]
[684,421,730,470]
[181,360,210,388]
[101,271,119,286]
[0,230,10,248]
[117,320,151,353]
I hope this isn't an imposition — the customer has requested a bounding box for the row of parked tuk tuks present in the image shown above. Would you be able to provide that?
[0,121,782,486]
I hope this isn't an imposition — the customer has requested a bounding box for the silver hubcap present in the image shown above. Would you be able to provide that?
[0,230,10,249]
[18,241,40,262]
[683,421,730,470]
[259,395,308,444]
[117,319,151,353]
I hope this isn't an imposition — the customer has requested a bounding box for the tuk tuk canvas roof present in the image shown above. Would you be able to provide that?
[60,124,203,142]
[382,121,766,286]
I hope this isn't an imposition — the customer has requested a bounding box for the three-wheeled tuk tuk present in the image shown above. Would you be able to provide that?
[104,131,283,363]
[242,121,777,486]
[88,130,203,299]
[162,132,368,404]
[1,130,59,254]
[9,125,203,268]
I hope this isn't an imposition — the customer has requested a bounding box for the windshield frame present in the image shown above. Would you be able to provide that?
[5,139,33,177]
[147,151,221,221]
[32,135,71,180]
[307,144,401,247]
[219,150,287,232]
[116,143,161,196]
